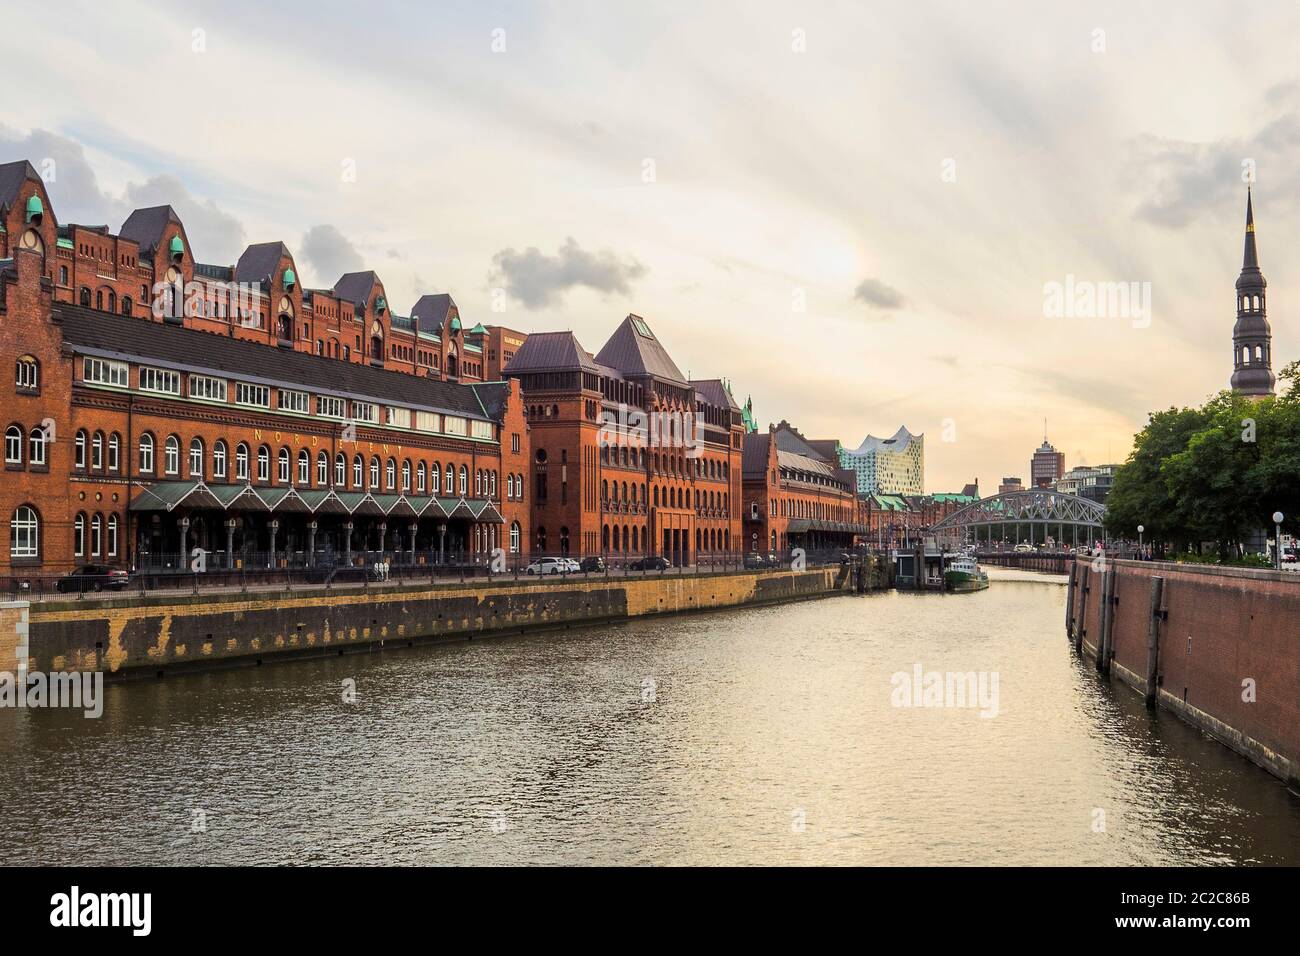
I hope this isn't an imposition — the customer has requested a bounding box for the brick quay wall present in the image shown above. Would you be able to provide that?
[12,566,858,679]
[1066,557,1300,788]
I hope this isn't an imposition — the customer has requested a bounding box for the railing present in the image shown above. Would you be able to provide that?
[1,548,859,602]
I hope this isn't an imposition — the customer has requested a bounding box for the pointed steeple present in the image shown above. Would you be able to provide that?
[1242,186,1259,272]
[1231,187,1275,398]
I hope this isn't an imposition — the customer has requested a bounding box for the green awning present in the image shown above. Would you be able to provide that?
[129,481,224,512]
[299,489,348,515]
[384,495,418,518]
[336,492,384,516]
[260,487,311,513]
[210,483,268,511]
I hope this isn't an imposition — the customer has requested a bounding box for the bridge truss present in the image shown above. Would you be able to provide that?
[930,489,1106,549]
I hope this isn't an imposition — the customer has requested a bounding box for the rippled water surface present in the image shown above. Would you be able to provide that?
[3,569,1298,865]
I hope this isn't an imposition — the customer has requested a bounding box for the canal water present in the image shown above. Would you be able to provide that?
[3,569,1298,865]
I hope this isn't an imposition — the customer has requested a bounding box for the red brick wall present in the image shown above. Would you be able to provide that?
[1068,558,1300,785]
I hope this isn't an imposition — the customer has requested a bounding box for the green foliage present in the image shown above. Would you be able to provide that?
[1106,364,1300,554]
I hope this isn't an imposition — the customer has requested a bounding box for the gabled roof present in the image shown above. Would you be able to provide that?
[56,302,491,421]
[0,160,42,212]
[411,293,455,334]
[119,205,183,255]
[503,330,598,374]
[772,423,823,460]
[333,270,380,306]
[777,448,837,479]
[234,241,292,286]
[469,380,512,421]
[594,314,687,384]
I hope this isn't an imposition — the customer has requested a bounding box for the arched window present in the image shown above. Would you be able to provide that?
[24,426,45,467]
[385,458,396,490]
[189,438,204,478]
[10,505,39,559]
[431,462,441,494]
[236,443,250,480]
[79,287,91,307]
[297,449,310,485]
[108,433,120,472]
[15,355,38,391]
[74,513,86,557]
[121,296,133,316]
[509,521,521,553]
[73,429,86,469]
[107,514,119,557]
[91,513,102,556]
[459,465,468,496]
[490,471,497,497]
[278,448,290,483]
[445,464,454,493]
[536,526,547,552]
[416,461,426,493]
[401,459,411,493]
[257,445,270,482]
[317,451,329,486]
[353,455,364,488]
[213,440,227,479]
[91,431,104,471]
[370,457,380,488]
[163,435,180,475]
[335,453,347,486]
[139,433,155,473]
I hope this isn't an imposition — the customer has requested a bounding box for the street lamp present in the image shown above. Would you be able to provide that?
[1137,524,1144,558]
[1273,511,1284,570]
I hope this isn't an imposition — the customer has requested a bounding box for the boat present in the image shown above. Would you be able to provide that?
[943,552,989,592]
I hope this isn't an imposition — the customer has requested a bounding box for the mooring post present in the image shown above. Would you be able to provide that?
[1145,575,1165,709]
[1065,561,1077,641]
[1075,564,1089,653]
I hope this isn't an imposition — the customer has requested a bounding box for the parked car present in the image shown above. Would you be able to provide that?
[562,558,581,573]
[579,556,606,573]
[524,557,566,575]
[56,565,130,593]
[1013,543,1035,553]
[628,556,671,571]
[743,551,766,569]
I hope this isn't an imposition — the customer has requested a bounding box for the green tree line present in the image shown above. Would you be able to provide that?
[1105,361,1300,558]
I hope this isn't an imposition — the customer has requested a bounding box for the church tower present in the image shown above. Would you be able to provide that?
[1231,188,1275,397]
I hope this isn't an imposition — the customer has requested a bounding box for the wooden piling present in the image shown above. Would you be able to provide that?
[1065,561,1077,641]
[1075,564,1089,653]
[1095,567,1114,674]
[1145,575,1165,709]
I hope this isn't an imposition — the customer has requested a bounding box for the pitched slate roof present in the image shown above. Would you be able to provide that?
[333,270,380,306]
[411,293,455,334]
[772,423,823,459]
[503,330,598,374]
[469,381,512,421]
[0,160,41,213]
[119,205,183,255]
[234,241,292,286]
[595,314,687,384]
[56,303,491,421]
[690,378,741,411]
[742,431,772,479]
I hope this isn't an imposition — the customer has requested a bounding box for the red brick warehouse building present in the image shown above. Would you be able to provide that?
[0,159,530,578]
[504,314,747,565]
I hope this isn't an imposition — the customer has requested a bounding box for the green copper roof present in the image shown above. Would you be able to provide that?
[375,295,386,313]
[449,316,462,332]
[741,396,757,434]
[470,322,487,334]
[25,195,43,222]
[283,267,296,288]
[169,234,184,255]
[56,237,73,250]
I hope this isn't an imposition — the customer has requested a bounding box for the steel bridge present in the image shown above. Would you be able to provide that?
[930,489,1106,549]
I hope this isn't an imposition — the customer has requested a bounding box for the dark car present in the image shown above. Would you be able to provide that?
[56,565,130,593]
[628,556,671,572]
[744,552,767,569]
[579,556,606,573]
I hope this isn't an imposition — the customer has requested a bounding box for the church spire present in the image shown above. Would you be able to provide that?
[1231,187,1275,398]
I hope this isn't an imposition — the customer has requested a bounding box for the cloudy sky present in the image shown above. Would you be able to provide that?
[4,0,1298,490]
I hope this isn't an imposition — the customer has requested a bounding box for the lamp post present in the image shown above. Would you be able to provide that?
[1273,511,1284,570]
[1137,524,1144,559]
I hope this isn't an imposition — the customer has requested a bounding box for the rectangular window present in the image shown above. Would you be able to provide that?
[511,433,520,453]
[415,411,440,432]
[387,407,411,429]
[471,420,493,440]
[83,357,128,388]
[139,366,181,395]
[188,374,227,402]
[279,389,310,414]
[351,401,377,423]
[235,383,270,408]
[317,396,346,419]
[443,416,467,436]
